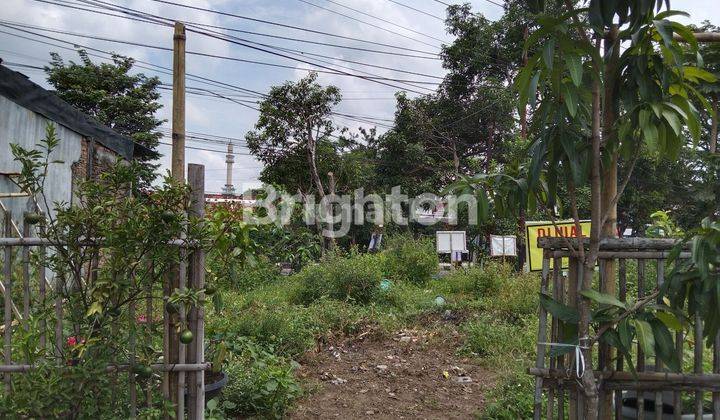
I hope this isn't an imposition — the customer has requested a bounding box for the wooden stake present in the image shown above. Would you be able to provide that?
[3,211,12,392]
[187,164,206,420]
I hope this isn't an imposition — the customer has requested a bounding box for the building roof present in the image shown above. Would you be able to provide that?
[0,63,157,160]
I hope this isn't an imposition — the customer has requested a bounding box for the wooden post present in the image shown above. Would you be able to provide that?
[38,214,46,350]
[172,21,186,183]
[21,215,30,335]
[187,164,206,419]
[3,211,12,392]
[533,254,551,420]
[169,21,186,417]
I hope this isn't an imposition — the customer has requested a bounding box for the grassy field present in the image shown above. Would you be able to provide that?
[204,236,542,419]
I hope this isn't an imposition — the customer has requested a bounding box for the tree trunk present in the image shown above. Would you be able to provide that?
[306,126,330,252]
[579,46,604,420]
[599,26,619,419]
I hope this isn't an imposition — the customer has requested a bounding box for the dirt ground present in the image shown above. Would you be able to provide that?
[290,326,493,420]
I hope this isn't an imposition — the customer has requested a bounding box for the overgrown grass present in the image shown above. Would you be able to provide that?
[206,238,542,418]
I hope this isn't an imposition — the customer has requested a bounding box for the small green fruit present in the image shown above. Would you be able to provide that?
[24,213,44,225]
[204,285,216,296]
[179,329,194,344]
[165,302,179,315]
[133,365,152,378]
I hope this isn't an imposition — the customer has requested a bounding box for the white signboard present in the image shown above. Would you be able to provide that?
[436,231,467,253]
[490,235,517,257]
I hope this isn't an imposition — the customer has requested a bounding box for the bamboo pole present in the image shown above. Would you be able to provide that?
[129,274,137,418]
[187,164,205,419]
[533,255,551,420]
[638,259,646,420]
[713,332,719,419]
[0,363,210,373]
[616,259,627,420]
[547,258,561,419]
[21,215,30,331]
[655,260,665,420]
[3,211,12,393]
[568,258,579,419]
[146,262,154,409]
[695,315,704,419]
[529,368,720,388]
[38,214,46,350]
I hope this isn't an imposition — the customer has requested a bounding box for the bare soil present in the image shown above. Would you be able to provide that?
[290,327,493,419]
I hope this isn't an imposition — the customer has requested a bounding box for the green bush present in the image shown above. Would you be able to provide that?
[230,257,282,291]
[479,262,539,321]
[383,235,438,285]
[462,314,535,366]
[293,254,383,305]
[221,339,301,419]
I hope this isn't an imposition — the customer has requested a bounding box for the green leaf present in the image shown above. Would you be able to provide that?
[656,311,683,331]
[86,301,103,318]
[651,319,680,371]
[634,319,656,356]
[528,70,541,108]
[653,20,674,48]
[580,289,627,308]
[542,38,555,71]
[539,293,580,324]
[643,123,659,153]
[661,109,681,136]
[562,83,578,117]
[683,66,717,83]
[670,22,698,51]
[565,54,583,87]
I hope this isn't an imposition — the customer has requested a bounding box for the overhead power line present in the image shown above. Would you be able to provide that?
[0,20,440,91]
[144,0,442,54]
[0,27,400,128]
[74,0,437,93]
[385,0,445,21]
[31,0,440,60]
[294,0,445,47]
[55,0,441,93]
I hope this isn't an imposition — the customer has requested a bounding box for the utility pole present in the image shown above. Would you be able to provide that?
[172,22,186,183]
[167,21,185,419]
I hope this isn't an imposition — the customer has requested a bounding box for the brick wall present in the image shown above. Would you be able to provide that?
[71,138,123,201]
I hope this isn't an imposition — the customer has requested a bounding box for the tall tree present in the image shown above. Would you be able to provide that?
[246,72,341,202]
[45,50,163,153]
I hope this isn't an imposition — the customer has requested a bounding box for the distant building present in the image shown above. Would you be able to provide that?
[0,63,155,229]
[204,193,257,210]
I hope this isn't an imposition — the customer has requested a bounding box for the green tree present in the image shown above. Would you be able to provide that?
[45,50,163,154]
[514,1,714,416]
[246,72,341,202]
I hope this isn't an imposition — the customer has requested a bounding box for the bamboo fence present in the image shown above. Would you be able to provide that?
[531,237,719,420]
[0,164,208,419]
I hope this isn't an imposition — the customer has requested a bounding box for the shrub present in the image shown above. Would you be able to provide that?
[479,261,539,321]
[220,339,301,418]
[226,257,282,291]
[383,235,438,285]
[462,314,535,366]
[293,254,383,305]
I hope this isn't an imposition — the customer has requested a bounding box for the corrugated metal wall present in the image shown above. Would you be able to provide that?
[0,95,83,230]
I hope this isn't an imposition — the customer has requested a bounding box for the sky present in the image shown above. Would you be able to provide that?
[0,0,717,193]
